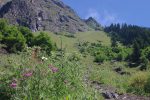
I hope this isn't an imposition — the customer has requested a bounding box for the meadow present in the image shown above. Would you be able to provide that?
[1,29,150,100]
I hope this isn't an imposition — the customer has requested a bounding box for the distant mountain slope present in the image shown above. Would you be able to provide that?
[84,17,103,31]
[0,0,90,33]
[0,0,11,8]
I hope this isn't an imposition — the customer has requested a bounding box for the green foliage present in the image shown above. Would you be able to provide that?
[112,47,132,61]
[128,72,150,95]
[0,19,7,42]
[2,26,26,53]
[105,23,150,69]
[94,53,107,63]
[88,61,129,94]
[105,23,150,48]
[131,40,141,62]
[144,76,150,93]
[0,19,8,32]
[140,46,150,70]
[0,19,55,54]
[0,50,102,100]
[18,26,34,46]
[83,43,132,63]
[67,52,82,61]
[0,32,3,42]
[33,32,53,55]
[141,46,150,60]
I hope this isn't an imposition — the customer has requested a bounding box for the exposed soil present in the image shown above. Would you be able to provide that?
[84,65,150,100]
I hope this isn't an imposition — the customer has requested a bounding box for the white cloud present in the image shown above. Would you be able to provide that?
[85,9,124,26]
[85,8,101,21]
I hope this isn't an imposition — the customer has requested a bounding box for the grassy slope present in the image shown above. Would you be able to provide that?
[0,31,110,99]
[46,31,144,93]
[46,31,111,52]
[46,31,129,93]
[1,30,146,98]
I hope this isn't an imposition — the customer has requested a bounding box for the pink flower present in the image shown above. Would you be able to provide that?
[49,65,59,73]
[10,82,17,88]
[23,72,33,77]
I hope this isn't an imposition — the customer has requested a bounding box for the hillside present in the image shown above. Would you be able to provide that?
[0,0,150,100]
[40,31,111,52]
[0,0,90,33]
[0,19,150,99]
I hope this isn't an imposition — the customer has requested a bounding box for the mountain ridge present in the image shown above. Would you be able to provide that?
[0,0,91,33]
[84,17,103,31]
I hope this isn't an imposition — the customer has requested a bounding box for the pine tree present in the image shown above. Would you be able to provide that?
[132,40,141,62]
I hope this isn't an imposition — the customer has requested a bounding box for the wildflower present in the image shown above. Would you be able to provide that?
[49,65,59,73]
[41,56,48,61]
[10,80,17,88]
[23,72,33,77]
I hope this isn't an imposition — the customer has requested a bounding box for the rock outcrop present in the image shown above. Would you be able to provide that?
[0,0,90,33]
[84,17,103,31]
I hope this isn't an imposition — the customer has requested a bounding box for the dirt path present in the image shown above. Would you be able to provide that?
[84,65,150,100]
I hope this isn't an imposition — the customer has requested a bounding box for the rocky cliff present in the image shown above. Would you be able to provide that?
[85,17,103,31]
[0,0,90,33]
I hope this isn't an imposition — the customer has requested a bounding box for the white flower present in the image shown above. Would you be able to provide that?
[41,57,48,60]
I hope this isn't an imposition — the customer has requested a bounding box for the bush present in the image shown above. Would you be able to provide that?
[33,32,53,55]
[88,43,132,63]
[139,47,150,70]
[128,72,148,95]
[68,52,82,61]
[18,26,34,46]
[2,26,26,53]
[95,53,107,63]
[0,19,57,54]
[0,19,7,32]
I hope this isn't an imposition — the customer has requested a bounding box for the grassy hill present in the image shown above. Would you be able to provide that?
[44,31,111,52]
[1,29,150,99]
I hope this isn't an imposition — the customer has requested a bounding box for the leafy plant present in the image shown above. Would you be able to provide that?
[2,26,26,53]
[32,32,54,55]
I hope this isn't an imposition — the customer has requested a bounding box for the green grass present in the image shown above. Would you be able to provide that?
[0,48,104,99]
[1,30,149,99]
[0,31,110,99]
[37,31,111,52]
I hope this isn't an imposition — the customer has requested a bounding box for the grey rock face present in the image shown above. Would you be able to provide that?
[102,91,119,99]
[84,17,103,31]
[0,0,90,33]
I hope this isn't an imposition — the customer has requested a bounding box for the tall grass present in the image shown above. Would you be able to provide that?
[0,47,103,100]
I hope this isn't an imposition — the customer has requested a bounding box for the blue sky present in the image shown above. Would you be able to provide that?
[62,0,149,27]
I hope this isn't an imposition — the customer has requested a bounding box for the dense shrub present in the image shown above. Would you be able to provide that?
[68,52,82,61]
[141,47,150,60]
[33,32,53,55]
[2,26,26,53]
[0,19,7,32]
[128,72,149,95]
[86,43,132,63]
[140,47,150,70]
[105,23,150,48]
[0,19,55,54]
[113,47,132,61]
[18,26,34,46]
[94,53,108,63]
